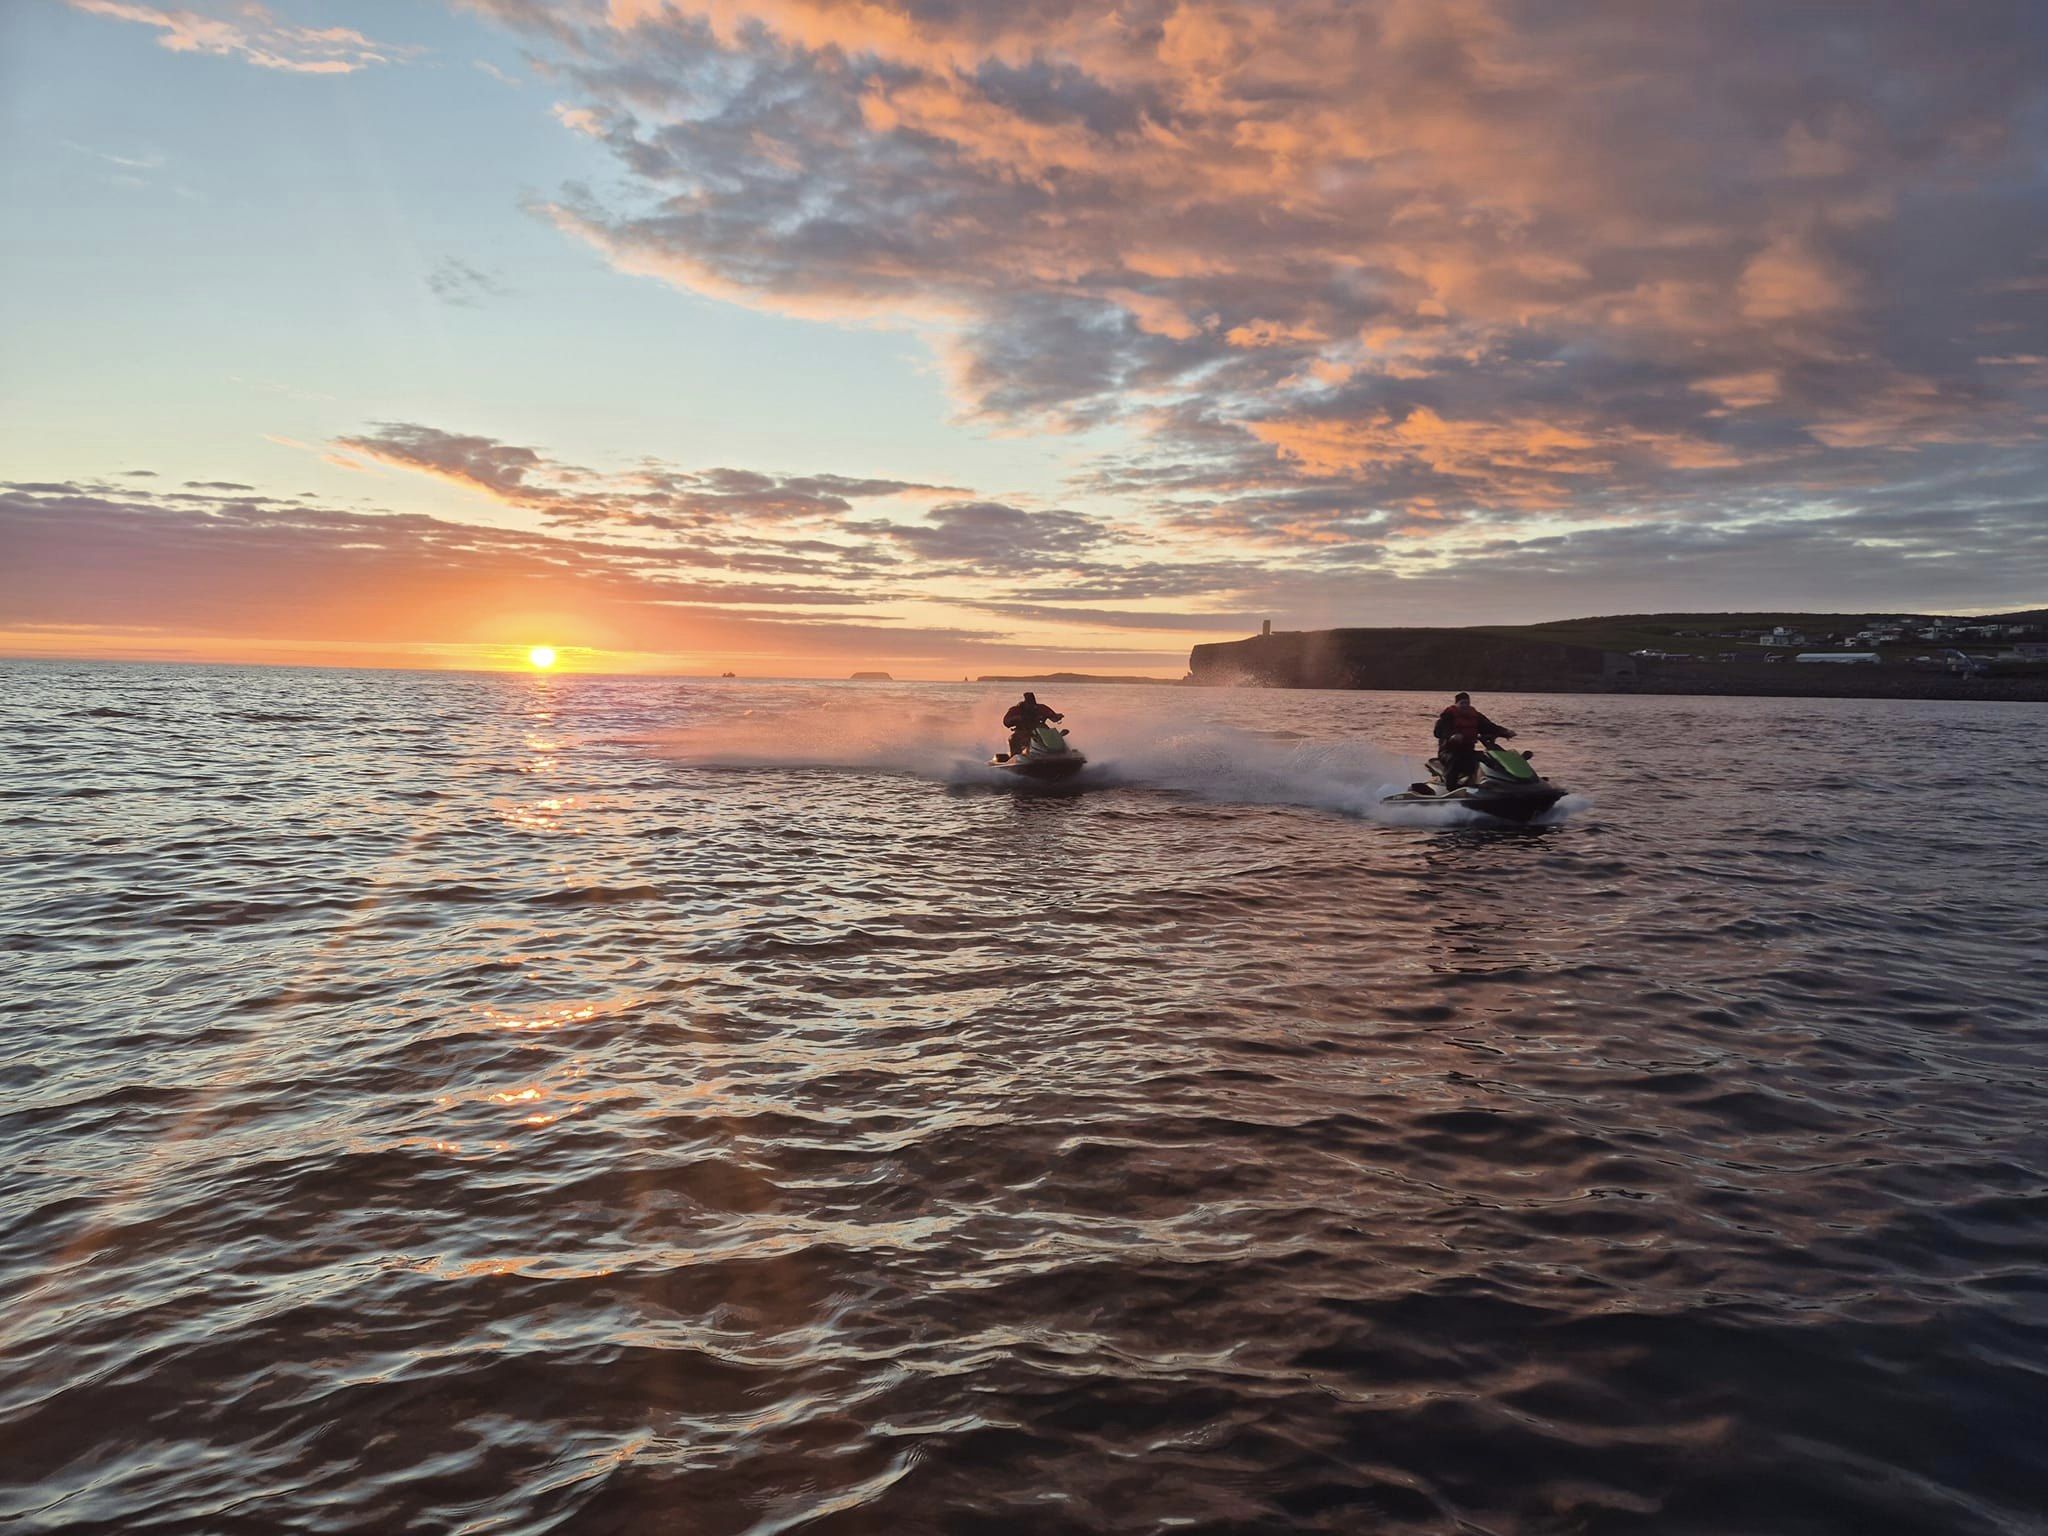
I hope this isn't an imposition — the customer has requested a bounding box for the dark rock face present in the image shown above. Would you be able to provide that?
[1188,629,1611,691]
[1187,629,2048,700]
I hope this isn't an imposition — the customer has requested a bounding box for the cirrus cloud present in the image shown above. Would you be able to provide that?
[65,0,418,74]
[332,421,965,537]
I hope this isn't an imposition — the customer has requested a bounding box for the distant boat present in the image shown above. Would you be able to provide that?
[720,671,736,678]
[850,671,892,681]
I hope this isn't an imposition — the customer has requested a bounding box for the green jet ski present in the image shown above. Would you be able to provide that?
[991,722,1088,783]
[1381,740,1565,824]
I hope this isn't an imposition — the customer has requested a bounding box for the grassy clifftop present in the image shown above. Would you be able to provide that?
[1473,609,2046,654]
[1188,611,2048,700]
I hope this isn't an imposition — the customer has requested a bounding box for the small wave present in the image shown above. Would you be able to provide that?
[403,882,502,903]
[527,884,664,907]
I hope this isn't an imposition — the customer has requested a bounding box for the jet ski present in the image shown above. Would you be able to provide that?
[990,722,1088,782]
[1380,740,1565,824]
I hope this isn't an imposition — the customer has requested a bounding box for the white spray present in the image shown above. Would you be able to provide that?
[639,688,1578,826]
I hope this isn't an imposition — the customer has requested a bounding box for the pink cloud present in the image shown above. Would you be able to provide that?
[1738,235,1857,324]
[550,102,604,136]
[66,0,416,73]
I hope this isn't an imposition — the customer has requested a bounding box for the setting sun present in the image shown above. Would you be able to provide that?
[527,646,557,669]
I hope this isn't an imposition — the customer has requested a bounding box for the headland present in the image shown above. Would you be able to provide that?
[1189,611,2048,701]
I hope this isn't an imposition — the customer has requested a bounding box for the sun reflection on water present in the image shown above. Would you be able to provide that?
[500,794,584,833]
[479,1001,623,1033]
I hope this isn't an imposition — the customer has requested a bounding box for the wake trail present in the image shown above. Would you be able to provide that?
[641,693,1579,825]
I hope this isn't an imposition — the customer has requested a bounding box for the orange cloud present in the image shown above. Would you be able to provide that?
[1108,289,1210,341]
[66,0,413,73]
[457,0,2048,550]
[1739,236,1857,323]
[1250,406,1746,502]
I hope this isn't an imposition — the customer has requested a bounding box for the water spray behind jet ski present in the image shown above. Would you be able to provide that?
[1380,738,1566,824]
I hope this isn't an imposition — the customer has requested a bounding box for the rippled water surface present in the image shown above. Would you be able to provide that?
[4,662,2046,1535]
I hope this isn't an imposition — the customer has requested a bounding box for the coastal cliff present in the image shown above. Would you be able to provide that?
[1189,628,1617,691]
[1188,625,2048,701]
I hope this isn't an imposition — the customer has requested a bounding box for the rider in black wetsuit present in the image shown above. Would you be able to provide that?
[1003,692,1064,756]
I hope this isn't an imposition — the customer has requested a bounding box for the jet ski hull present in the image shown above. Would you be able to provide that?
[991,752,1087,782]
[1382,785,1564,823]
[993,720,1087,782]
[1382,744,1565,823]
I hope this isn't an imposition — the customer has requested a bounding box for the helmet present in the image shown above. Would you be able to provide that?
[1454,691,1470,703]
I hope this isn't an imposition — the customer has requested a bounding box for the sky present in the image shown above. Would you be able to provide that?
[3,0,2045,676]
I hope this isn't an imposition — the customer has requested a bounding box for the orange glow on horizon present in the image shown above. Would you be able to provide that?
[0,628,1187,681]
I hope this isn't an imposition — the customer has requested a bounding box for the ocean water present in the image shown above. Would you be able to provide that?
[3,662,2045,1536]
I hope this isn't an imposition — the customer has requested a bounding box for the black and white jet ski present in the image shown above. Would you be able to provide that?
[990,722,1088,782]
[1380,740,1565,824]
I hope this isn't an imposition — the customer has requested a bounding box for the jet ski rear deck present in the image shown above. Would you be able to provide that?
[991,723,1087,782]
[1380,743,1565,823]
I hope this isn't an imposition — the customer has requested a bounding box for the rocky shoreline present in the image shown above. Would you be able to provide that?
[1188,628,2048,703]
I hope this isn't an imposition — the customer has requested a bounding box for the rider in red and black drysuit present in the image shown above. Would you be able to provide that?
[1433,691,1514,789]
[1003,692,1064,756]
